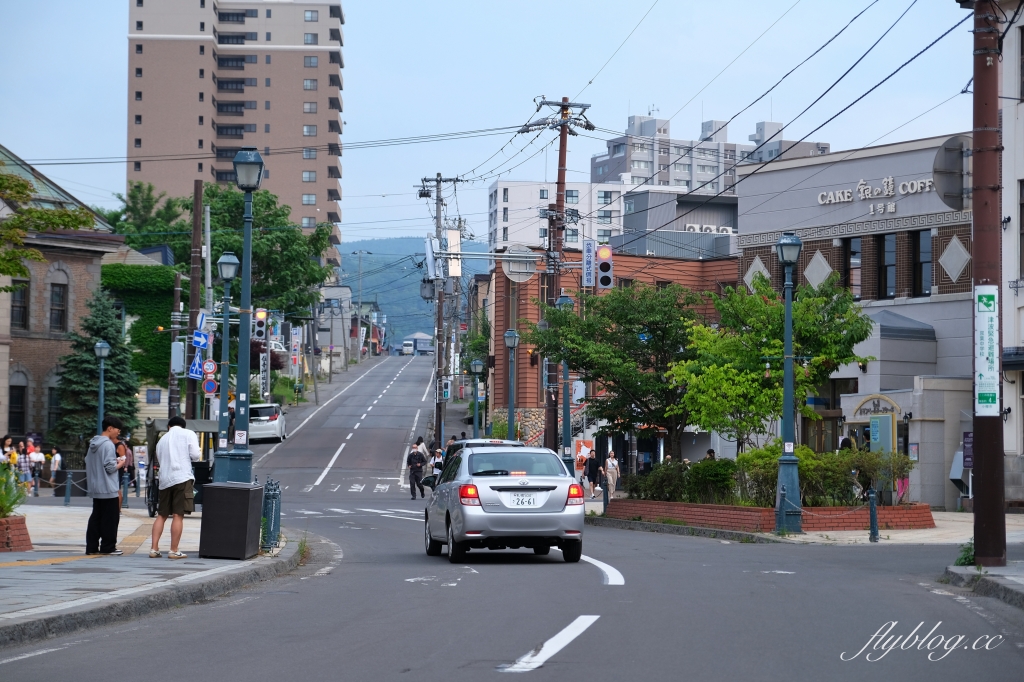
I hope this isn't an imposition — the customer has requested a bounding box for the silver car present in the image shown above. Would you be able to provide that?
[423,446,585,563]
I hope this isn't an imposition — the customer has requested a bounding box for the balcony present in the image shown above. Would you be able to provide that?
[329,28,343,45]
[327,166,341,179]
[327,212,340,223]
[329,5,344,20]
[217,10,256,23]
[329,73,342,89]
[213,168,237,183]
[215,77,254,92]
[215,99,255,116]
[329,51,343,66]
[328,120,341,134]
[327,143,341,156]
[327,188,340,201]
[328,97,342,111]
[215,122,253,139]
[216,32,256,45]
[216,55,256,70]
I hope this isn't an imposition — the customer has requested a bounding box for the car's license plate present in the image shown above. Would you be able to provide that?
[510,492,537,507]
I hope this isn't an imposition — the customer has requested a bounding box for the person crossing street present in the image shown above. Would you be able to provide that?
[407,445,427,499]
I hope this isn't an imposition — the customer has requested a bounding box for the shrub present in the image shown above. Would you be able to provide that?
[685,459,737,504]
[0,467,26,518]
[489,420,508,440]
[637,462,689,501]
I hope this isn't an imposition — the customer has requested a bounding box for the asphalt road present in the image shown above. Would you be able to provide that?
[4,355,1024,680]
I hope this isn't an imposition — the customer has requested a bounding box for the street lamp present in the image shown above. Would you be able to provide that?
[94,340,111,435]
[555,289,574,456]
[225,147,265,483]
[775,232,802,533]
[213,252,239,480]
[503,329,520,440]
[470,358,484,439]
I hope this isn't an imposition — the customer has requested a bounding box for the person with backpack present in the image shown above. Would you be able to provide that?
[407,446,427,500]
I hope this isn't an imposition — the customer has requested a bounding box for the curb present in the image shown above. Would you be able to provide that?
[0,527,303,650]
[585,515,791,544]
[942,565,1024,612]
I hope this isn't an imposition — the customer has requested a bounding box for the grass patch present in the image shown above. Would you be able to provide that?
[297,533,311,565]
[655,517,688,527]
[953,537,975,567]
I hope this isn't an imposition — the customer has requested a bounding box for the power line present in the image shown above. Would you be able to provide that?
[573,0,661,99]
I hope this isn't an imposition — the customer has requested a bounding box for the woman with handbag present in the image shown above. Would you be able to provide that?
[603,451,619,498]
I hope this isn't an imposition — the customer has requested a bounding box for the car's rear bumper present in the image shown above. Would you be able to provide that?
[248,424,277,439]
[451,506,584,547]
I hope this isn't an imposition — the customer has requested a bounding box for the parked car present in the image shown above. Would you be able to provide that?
[422,446,584,563]
[247,403,287,442]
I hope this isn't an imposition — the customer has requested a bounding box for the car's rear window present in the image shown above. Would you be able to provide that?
[468,452,566,477]
[251,406,277,418]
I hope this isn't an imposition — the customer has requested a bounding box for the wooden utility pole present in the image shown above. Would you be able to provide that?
[971,0,1006,567]
[185,180,203,419]
[544,98,571,452]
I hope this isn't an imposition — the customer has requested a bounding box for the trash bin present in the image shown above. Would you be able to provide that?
[198,482,264,560]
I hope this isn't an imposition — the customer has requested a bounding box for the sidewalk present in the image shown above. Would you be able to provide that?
[944,561,1024,611]
[784,511,1024,546]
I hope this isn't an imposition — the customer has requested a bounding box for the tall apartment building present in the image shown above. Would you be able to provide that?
[590,116,830,193]
[126,0,343,245]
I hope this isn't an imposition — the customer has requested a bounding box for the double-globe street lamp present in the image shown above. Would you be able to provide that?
[94,340,111,435]
[470,358,484,439]
[221,147,264,483]
[503,329,519,440]
[775,231,803,534]
[213,252,240,480]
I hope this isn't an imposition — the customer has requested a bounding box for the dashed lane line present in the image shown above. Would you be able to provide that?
[313,442,346,486]
[499,616,600,672]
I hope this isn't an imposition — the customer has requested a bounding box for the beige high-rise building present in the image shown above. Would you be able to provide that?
[127,0,343,253]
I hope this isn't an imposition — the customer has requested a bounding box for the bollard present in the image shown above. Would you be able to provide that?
[63,471,72,506]
[261,478,282,551]
[603,476,609,515]
[868,487,879,543]
[271,478,282,547]
[776,484,786,533]
[33,472,39,498]
[121,471,130,509]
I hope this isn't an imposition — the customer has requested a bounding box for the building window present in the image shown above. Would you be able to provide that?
[913,230,932,296]
[265,32,271,41]
[659,164,669,171]
[697,165,717,174]
[631,160,650,170]
[301,217,316,228]
[303,147,317,159]
[876,234,896,299]
[632,143,646,152]
[135,115,142,124]
[502,227,508,241]
[566,228,579,243]
[134,138,141,148]
[303,79,318,90]
[305,10,319,21]
[264,100,270,110]
[539,226,548,239]
[134,162,141,171]
[566,190,579,204]
[618,278,633,289]
[8,386,25,435]
[265,77,271,86]
[198,139,203,148]
[845,237,861,299]
[136,21,143,30]
[624,199,634,214]
[597,229,612,243]
[50,284,68,332]
[502,207,508,222]
[303,171,316,182]
[305,56,318,67]
[265,8,270,17]
[146,389,162,405]
[135,67,142,77]
[539,189,548,200]
[304,33,318,45]
[674,180,689,188]
[303,125,317,136]
[597,191,612,204]
[597,210,612,224]
[302,194,316,205]
[199,92,204,102]
[198,162,203,172]
[135,91,142,101]
[612,143,625,156]
[199,68,205,78]
[199,45,204,55]
[47,387,61,432]
[303,102,317,113]
[502,188,508,202]
[11,281,28,330]
[136,44,142,53]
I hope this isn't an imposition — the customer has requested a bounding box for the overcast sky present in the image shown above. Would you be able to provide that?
[0,0,977,243]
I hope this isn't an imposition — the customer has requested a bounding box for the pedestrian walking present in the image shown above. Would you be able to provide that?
[584,450,601,499]
[15,440,32,489]
[48,446,62,486]
[28,441,44,496]
[150,416,201,559]
[603,451,619,497]
[428,448,444,476]
[414,436,429,459]
[85,416,127,555]
[118,437,137,494]
[407,446,427,499]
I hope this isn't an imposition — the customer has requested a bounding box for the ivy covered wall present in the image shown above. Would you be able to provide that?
[101,263,178,387]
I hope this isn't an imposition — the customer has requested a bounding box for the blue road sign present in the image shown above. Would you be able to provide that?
[202,378,218,394]
[188,350,204,380]
[192,331,210,349]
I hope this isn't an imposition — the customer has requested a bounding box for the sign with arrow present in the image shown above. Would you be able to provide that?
[188,350,205,380]
[192,331,210,349]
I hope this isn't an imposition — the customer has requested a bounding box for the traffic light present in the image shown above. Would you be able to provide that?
[253,308,268,340]
[596,245,614,289]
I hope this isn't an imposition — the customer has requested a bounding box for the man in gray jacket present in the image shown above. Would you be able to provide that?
[85,416,126,555]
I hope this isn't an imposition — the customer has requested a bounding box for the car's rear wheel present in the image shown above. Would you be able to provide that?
[447,523,466,563]
[425,518,442,556]
[562,541,582,563]
[533,545,550,556]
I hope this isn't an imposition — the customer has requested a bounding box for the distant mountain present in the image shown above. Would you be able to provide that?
[338,237,489,344]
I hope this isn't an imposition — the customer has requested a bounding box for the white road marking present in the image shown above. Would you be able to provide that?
[0,647,70,666]
[381,514,420,521]
[314,442,346,486]
[373,484,389,493]
[361,413,367,419]
[348,484,365,493]
[295,510,322,515]
[312,566,333,577]
[330,485,341,492]
[346,433,353,440]
[500,616,600,672]
[367,406,372,411]
[354,423,360,429]
[326,508,353,514]
[357,508,394,514]
[301,486,314,493]
[551,549,625,586]
[422,368,435,402]
[254,359,386,465]
[373,400,378,404]
[761,570,794,574]
[405,576,437,583]
[389,508,419,513]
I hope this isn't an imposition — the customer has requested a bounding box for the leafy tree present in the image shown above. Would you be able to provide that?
[525,283,705,460]
[0,167,94,290]
[51,289,140,445]
[668,273,873,451]
[462,310,490,370]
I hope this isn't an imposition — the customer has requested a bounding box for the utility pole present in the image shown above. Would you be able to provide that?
[353,250,370,363]
[186,179,203,420]
[520,98,593,452]
[971,0,1006,567]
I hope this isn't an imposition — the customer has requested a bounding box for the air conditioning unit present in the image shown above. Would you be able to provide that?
[701,225,715,233]
[718,226,733,234]
[646,250,656,256]
[685,224,698,232]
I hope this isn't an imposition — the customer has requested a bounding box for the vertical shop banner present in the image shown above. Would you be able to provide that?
[974,285,999,416]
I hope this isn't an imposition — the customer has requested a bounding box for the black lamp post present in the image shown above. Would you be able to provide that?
[775,231,803,533]
[470,358,484,439]
[94,340,111,435]
[504,329,520,439]
[225,147,264,482]
[213,252,239,480]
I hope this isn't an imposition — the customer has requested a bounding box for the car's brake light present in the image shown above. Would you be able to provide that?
[459,484,481,506]
[567,483,584,505]
[269,413,279,421]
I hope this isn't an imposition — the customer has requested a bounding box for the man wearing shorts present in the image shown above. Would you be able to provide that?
[150,416,201,559]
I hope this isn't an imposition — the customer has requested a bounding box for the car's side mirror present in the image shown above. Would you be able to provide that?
[421,475,436,490]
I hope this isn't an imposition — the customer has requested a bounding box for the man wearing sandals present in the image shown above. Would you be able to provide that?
[150,416,201,559]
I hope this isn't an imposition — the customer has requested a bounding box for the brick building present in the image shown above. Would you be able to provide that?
[736,134,974,511]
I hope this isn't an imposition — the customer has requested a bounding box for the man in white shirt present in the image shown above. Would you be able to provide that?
[150,416,201,559]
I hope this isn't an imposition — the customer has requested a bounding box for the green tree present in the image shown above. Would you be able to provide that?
[524,283,705,460]
[0,167,94,289]
[51,289,140,445]
[462,310,490,370]
[669,273,873,451]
